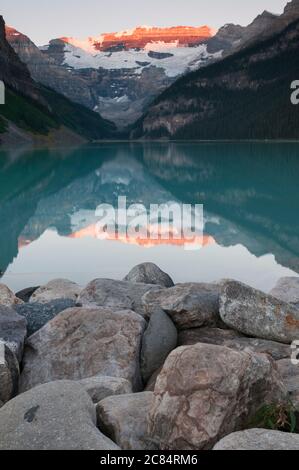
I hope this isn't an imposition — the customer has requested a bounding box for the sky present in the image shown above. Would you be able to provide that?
[1,0,288,46]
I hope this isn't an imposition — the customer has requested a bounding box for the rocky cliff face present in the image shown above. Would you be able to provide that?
[208,0,299,54]
[0,17,46,106]
[133,17,299,140]
[5,27,95,111]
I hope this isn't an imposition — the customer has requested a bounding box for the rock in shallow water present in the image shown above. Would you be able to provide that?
[0,343,19,408]
[0,306,27,361]
[20,307,146,393]
[30,279,82,304]
[142,283,221,330]
[124,263,174,288]
[77,278,160,317]
[270,277,299,306]
[220,280,299,344]
[178,327,291,360]
[15,299,76,336]
[97,392,155,450]
[141,308,177,383]
[0,284,23,307]
[213,429,299,450]
[78,376,132,403]
[0,381,119,450]
[149,343,287,450]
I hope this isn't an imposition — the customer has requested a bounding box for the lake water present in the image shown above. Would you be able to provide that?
[1,142,299,293]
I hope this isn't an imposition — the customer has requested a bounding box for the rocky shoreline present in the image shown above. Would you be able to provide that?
[0,262,299,450]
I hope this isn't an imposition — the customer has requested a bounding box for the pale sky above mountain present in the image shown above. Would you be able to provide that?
[1,0,288,45]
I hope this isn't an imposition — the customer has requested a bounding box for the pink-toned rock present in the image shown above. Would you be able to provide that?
[0,284,23,307]
[149,343,287,450]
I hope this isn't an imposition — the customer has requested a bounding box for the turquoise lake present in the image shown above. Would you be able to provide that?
[0,142,298,292]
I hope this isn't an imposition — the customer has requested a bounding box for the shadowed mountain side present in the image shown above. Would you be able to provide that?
[132,17,299,140]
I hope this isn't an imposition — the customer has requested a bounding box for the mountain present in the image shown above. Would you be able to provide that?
[207,11,279,54]
[0,18,46,106]
[132,13,299,139]
[208,0,299,54]
[0,16,116,145]
[6,24,218,128]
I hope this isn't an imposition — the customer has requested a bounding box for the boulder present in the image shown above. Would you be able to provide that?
[78,376,132,403]
[270,277,299,306]
[77,279,160,317]
[149,343,287,450]
[178,327,291,360]
[124,263,174,288]
[0,342,19,408]
[178,327,242,345]
[142,283,221,330]
[220,280,299,344]
[276,359,299,408]
[213,429,299,450]
[144,367,163,392]
[0,306,27,361]
[97,392,155,450]
[15,286,39,303]
[20,307,146,393]
[15,299,76,336]
[0,381,119,450]
[30,279,81,304]
[0,284,23,307]
[141,308,177,383]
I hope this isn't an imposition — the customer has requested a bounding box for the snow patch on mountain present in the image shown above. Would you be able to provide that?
[61,42,220,78]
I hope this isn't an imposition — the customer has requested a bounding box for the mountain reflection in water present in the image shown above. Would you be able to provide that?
[0,142,298,291]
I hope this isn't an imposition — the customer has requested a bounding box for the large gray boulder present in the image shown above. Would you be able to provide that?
[78,376,132,403]
[277,359,299,409]
[141,308,177,383]
[270,277,299,306]
[0,381,119,450]
[20,307,146,393]
[124,263,174,288]
[178,327,291,360]
[97,392,155,450]
[0,306,27,361]
[0,284,23,307]
[15,299,76,336]
[149,343,287,450]
[77,279,160,317]
[213,429,299,450]
[220,280,299,344]
[0,343,19,408]
[30,279,82,304]
[142,283,221,330]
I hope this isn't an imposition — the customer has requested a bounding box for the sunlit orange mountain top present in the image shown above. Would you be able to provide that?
[19,224,216,250]
[61,25,216,52]
[68,223,216,248]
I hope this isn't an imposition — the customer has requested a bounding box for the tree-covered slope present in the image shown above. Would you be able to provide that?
[0,15,116,144]
[132,19,299,140]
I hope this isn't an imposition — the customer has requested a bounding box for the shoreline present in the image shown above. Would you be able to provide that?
[0,262,298,450]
